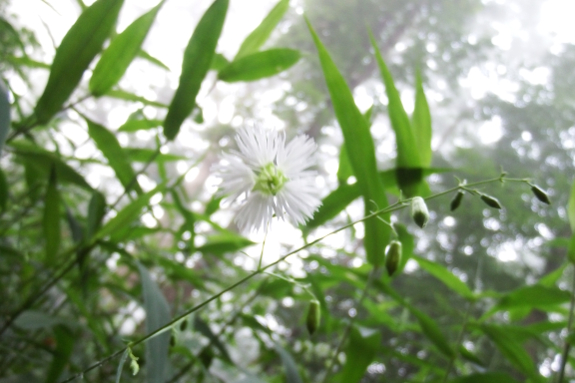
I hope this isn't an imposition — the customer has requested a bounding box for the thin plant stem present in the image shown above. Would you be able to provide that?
[258,223,270,270]
[557,264,575,383]
[441,301,473,383]
[320,266,378,383]
[54,175,517,383]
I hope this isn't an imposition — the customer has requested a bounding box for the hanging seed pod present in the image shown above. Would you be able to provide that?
[450,191,464,211]
[411,197,430,228]
[385,240,403,276]
[530,185,551,205]
[170,334,176,347]
[180,319,188,331]
[306,300,321,335]
[480,194,502,209]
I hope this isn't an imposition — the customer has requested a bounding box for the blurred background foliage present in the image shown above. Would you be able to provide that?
[1,0,575,382]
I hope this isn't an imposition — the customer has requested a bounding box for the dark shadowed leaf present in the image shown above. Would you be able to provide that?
[274,343,303,383]
[193,316,233,364]
[86,119,142,194]
[90,1,164,96]
[480,324,537,377]
[43,168,61,262]
[0,168,7,211]
[336,326,380,383]
[234,0,289,59]
[409,305,455,358]
[137,262,171,383]
[45,326,75,383]
[34,0,124,123]
[307,19,389,266]
[484,284,570,318]
[164,0,228,140]
[219,49,300,82]
[0,79,9,155]
[448,372,520,383]
[86,190,107,239]
[196,232,254,256]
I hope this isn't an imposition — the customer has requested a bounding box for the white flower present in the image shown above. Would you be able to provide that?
[215,127,321,231]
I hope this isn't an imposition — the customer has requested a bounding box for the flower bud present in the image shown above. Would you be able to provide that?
[530,185,550,205]
[180,319,188,331]
[411,197,429,228]
[385,240,402,276]
[306,300,321,335]
[480,194,502,209]
[450,191,464,211]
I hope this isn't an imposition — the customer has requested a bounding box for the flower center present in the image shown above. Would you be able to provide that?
[253,163,287,196]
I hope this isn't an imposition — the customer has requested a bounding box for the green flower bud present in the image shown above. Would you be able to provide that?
[385,240,402,276]
[530,185,550,205]
[411,197,429,228]
[450,191,464,211]
[180,319,188,331]
[306,300,321,335]
[480,194,502,209]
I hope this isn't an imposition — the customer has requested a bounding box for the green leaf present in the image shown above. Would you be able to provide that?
[0,78,10,155]
[117,118,163,132]
[115,349,130,383]
[34,0,124,123]
[480,324,537,377]
[86,190,107,239]
[14,311,69,330]
[337,326,380,383]
[219,49,300,82]
[43,168,61,262]
[6,55,51,69]
[10,141,93,191]
[234,0,288,59]
[125,148,184,163]
[45,326,75,383]
[569,179,575,233]
[337,145,353,184]
[210,53,230,71]
[412,255,474,299]
[539,262,567,287]
[483,284,570,318]
[164,0,228,140]
[196,232,254,256]
[193,316,233,364]
[274,343,303,383]
[104,89,168,108]
[0,168,7,211]
[90,1,164,96]
[137,49,170,71]
[137,262,171,383]
[306,19,389,266]
[569,233,575,264]
[447,372,521,383]
[95,183,164,241]
[86,119,142,194]
[411,70,432,167]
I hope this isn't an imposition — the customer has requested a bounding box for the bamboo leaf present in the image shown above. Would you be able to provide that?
[0,168,7,211]
[274,343,303,383]
[90,1,164,96]
[337,326,380,383]
[411,70,432,167]
[45,326,75,383]
[138,49,170,71]
[86,119,142,194]
[235,0,289,59]
[0,78,9,155]
[480,324,537,377]
[218,49,300,82]
[86,190,107,239]
[118,118,163,133]
[43,168,61,262]
[412,255,474,299]
[104,89,168,108]
[34,0,124,123]
[409,305,455,358]
[137,262,171,383]
[568,179,575,233]
[306,19,389,266]
[164,0,228,140]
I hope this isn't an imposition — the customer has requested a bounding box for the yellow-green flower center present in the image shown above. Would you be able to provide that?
[253,163,287,196]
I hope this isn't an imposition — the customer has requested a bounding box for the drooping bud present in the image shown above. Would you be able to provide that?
[306,300,321,335]
[450,191,464,211]
[480,194,502,209]
[530,185,551,205]
[411,197,429,228]
[385,240,402,276]
[180,319,188,331]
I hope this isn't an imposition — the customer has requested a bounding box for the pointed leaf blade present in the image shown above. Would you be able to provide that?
[0,78,9,155]
[43,168,61,263]
[218,49,300,82]
[34,0,124,123]
[90,1,164,96]
[163,0,228,140]
[411,70,432,167]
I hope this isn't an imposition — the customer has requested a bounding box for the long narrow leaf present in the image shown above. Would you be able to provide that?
[234,0,289,59]
[274,343,303,383]
[411,70,432,167]
[0,78,9,155]
[86,119,142,194]
[137,262,171,383]
[218,49,300,82]
[164,0,228,140]
[412,255,474,299]
[337,326,380,383]
[307,19,389,266]
[90,1,164,96]
[34,0,124,123]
